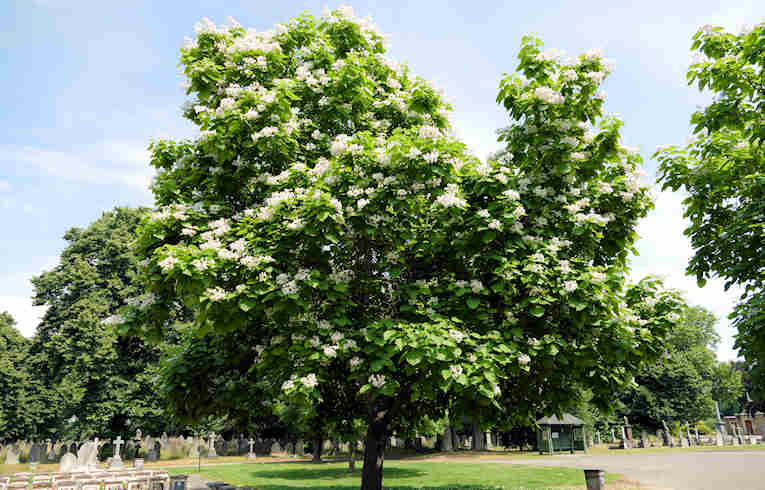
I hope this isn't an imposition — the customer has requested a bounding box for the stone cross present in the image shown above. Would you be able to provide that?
[114,437,124,456]
[110,436,125,469]
[248,438,256,460]
[208,433,218,458]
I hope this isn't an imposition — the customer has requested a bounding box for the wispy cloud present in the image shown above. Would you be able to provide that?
[0,140,155,194]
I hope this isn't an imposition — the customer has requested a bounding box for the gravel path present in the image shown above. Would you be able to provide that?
[483,451,765,490]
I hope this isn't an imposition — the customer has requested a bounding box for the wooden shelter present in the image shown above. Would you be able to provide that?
[536,413,588,454]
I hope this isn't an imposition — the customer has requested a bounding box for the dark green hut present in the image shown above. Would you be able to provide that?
[536,413,588,454]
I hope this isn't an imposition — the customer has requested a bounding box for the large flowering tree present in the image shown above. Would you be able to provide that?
[117,8,682,489]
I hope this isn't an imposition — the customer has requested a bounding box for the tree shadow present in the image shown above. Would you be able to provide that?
[252,466,423,480]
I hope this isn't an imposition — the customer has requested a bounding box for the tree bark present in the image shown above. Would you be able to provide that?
[312,436,323,463]
[441,425,454,451]
[348,440,357,472]
[471,413,485,451]
[361,397,393,490]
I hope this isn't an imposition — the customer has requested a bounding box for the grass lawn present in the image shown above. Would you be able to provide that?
[167,461,620,489]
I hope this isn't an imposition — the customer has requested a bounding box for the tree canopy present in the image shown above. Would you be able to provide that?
[617,304,740,430]
[0,311,41,441]
[116,8,683,489]
[655,21,765,396]
[28,207,173,439]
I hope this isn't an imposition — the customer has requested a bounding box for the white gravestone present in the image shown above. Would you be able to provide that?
[4,444,20,464]
[248,438,256,460]
[110,437,125,469]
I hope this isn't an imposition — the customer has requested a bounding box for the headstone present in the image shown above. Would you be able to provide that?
[147,446,158,462]
[661,420,672,447]
[30,442,42,463]
[248,438,256,460]
[639,431,647,449]
[226,439,238,457]
[619,426,631,449]
[59,452,76,472]
[208,434,218,458]
[622,416,633,445]
[89,438,103,467]
[296,439,304,457]
[5,444,20,464]
[270,441,280,455]
[44,440,56,462]
[110,436,125,469]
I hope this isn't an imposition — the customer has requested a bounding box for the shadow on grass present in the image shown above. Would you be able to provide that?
[246,487,506,490]
[251,466,423,480]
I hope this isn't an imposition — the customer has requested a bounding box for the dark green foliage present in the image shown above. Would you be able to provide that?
[27,207,173,438]
[617,305,741,430]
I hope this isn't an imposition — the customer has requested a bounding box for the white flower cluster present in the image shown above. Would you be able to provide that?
[102,314,124,326]
[534,87,564,105]
[369,374,386,388]
[206,287,227,301]
[300,373,319,388]
[435,184,467,208]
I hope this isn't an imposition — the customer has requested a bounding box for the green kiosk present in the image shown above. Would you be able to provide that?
[536,413,588,454]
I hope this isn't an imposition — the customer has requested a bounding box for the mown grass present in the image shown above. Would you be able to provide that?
[166,460,620,489]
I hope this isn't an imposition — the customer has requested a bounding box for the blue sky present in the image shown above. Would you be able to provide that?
[1,0,762,360]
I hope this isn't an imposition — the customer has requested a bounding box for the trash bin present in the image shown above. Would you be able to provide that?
[584,469,605,490]
[170,475,188,490]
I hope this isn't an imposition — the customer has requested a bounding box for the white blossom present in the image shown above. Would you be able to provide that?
[369,374,386,388]
[300,373,319,388]
[206,287,227,301]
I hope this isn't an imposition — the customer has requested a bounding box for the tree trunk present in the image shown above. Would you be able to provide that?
[471,413,485,451]
[312,436,323,463]
[361,397,393,490]
[441,425,454,451]
[348,440,357,472]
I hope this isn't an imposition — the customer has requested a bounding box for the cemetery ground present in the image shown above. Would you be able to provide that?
[159,444,765,490]
[3,445,765,489]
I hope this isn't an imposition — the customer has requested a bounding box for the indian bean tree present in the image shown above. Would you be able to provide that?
[116,8,682,489]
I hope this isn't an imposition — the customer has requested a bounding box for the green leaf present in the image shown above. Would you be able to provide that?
[238,299,256,312]
[530,305,545,317]
[467,297,480,309]
[405,350,423,366]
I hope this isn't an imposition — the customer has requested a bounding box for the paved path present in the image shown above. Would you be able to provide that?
[485,451,765,490]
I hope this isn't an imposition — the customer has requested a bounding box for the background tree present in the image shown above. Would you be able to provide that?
[655,21,765,396]
[616,304,738,430]
[119,9,682,490]
[28,207,173,438]
[0,311,48,441]
[712,361,744,416]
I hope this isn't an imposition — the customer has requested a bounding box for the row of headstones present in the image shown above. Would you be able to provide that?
[0,434,285,465]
